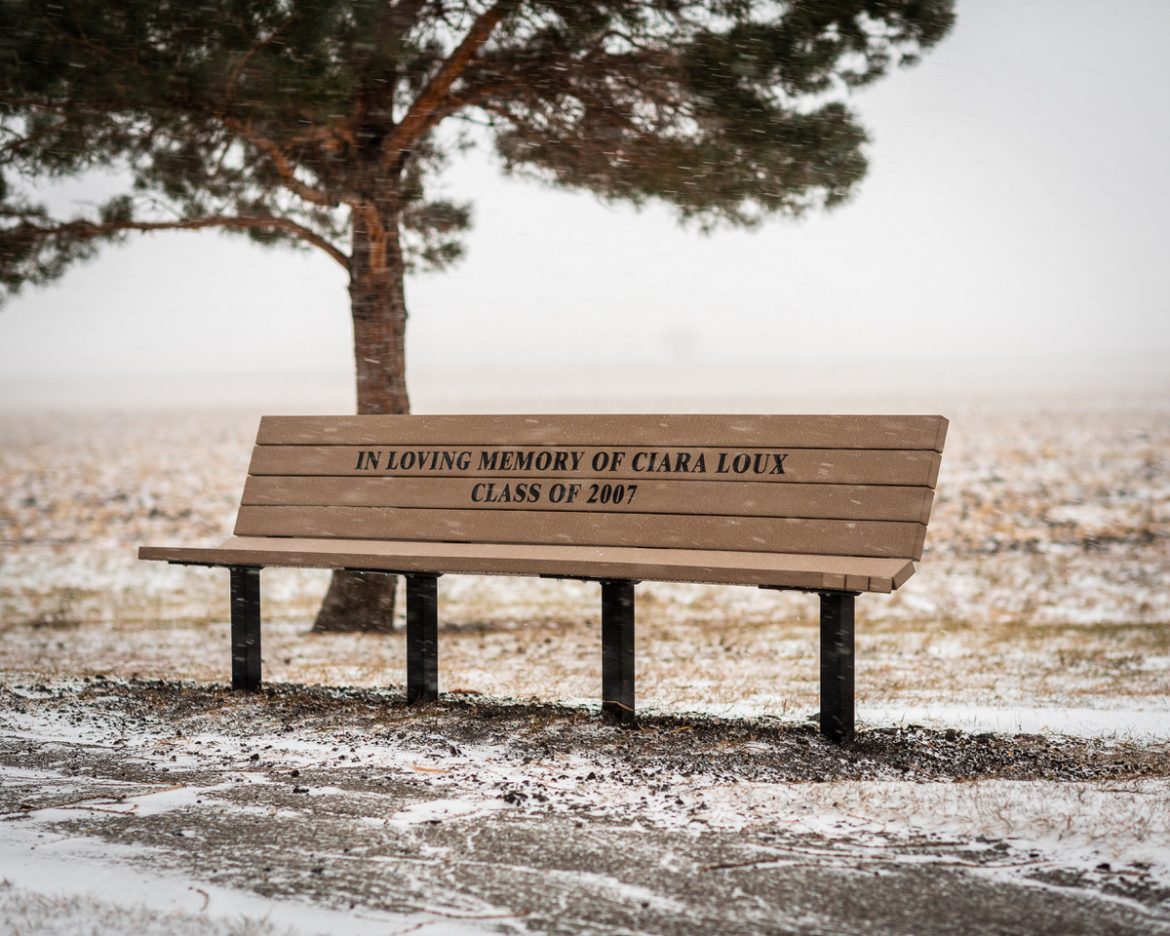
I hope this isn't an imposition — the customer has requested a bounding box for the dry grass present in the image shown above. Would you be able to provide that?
[2,401,1168,722]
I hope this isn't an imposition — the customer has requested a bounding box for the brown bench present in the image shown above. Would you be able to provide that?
[139,414,947,742]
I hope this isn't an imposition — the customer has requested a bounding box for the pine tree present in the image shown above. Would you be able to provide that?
[0,0,955,630]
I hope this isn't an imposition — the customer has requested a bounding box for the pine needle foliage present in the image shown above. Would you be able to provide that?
[0,0,954,300]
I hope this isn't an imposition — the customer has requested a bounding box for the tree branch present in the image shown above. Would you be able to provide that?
[222,117,338,208]
[13,214,349,268]
[381,0,513,169]
[435,46,679,133]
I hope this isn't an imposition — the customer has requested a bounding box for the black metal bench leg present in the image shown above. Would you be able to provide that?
[406,573,439,704]
[601,579,636,725]
[819,591,855,743]
[230,566,262,691]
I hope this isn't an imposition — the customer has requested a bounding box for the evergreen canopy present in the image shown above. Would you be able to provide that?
[0,0,955,301]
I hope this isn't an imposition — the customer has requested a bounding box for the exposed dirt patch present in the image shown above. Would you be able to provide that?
[5,676,1167,785]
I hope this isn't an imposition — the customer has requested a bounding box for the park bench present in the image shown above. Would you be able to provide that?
[139,414,947,743]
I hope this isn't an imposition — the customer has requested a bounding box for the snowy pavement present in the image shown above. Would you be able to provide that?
[2,677,1169,935]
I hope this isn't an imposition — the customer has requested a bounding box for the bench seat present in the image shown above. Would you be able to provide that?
[140,537,916,593]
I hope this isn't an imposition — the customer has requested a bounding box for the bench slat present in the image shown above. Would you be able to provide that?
[242,476,935,524]
[233,506,927,560]
[257,414,948,451]
[248,445,942,488]
[138,538,916,593]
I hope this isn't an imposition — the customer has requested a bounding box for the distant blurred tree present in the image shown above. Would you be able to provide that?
[0,0,954,631]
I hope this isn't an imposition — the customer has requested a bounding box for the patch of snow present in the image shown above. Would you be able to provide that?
[388,798,507,828]
[0,823,498,936]
[753,778,1170,888]
[861,704,1170,740]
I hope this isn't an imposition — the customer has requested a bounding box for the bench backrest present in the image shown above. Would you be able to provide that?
[236,415,947,562]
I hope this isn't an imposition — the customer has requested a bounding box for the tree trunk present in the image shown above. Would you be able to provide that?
[312,188,410,633]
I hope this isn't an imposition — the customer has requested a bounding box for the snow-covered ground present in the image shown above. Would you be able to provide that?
[3,401,1168,731]
[2,398,1169,933]
[2,675,1168,934]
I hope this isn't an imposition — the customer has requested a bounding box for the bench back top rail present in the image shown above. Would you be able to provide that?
[234,414,947,563]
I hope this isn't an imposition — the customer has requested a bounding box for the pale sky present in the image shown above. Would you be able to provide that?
[1,0,1168,410]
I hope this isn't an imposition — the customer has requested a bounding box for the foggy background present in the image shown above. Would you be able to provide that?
[1,0,1167,411]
